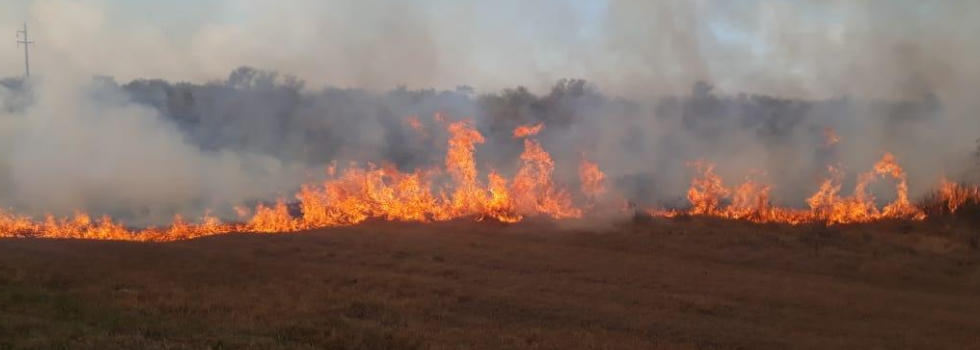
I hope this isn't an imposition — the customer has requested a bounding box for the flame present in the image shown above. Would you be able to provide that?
[823,127,840,148]
[874,153,924,220]
[806,153,925,224]
[680,163,806,223]
[485,171,522,223]
[935,178,980,213]
[404,115,425,134]
[686,161,729,216]
[652,153,928,225]
[579,156,606,201]
[165,213,230,241]
[726,179,774,221]
[248,200,299,233]
[512,136,581,219]
[445,120,490,216]
[513,123,544,138]
[0,113,975,241]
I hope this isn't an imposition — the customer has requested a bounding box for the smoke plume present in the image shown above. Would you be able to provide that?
[0,0,978,225]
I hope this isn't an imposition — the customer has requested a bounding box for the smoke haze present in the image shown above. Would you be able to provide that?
[0,0,978,225]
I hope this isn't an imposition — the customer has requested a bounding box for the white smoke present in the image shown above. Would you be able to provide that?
[0,0,978,221]
[0,74,305,226]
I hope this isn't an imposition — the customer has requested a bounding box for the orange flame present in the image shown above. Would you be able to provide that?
[512,136,581,219]
[404,115,425,134]
[513,123,544,138]
[579,156,606,201]
[823,127,840,148]
[653,153,929,225]
[686,161,729,216]
[446,120,490,216]
[935,178,980,213]
[0,115,975,241]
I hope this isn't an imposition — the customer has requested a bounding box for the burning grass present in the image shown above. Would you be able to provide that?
[0,114,978,242]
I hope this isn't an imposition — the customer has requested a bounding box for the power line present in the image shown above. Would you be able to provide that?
[16,22,34,78]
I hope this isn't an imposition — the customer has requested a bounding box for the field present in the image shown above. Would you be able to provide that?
[1,218,979,349]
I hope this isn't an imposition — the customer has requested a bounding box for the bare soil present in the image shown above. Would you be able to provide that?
[1,218,979,349]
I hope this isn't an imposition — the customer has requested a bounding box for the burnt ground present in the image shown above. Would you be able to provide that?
[1,218,979,349]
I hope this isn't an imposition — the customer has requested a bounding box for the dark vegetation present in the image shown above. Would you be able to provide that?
[0,68,966,210]
[0,67,948,170]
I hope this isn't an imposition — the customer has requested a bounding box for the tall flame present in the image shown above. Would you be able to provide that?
[512,138,581,219]
[934,178,980,213]
[579,156,607,201]
[0,115,975,241]
[655,153,928,225]
[446,120,489,216]
[686,161,729,216]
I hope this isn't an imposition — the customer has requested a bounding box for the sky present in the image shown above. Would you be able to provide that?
[2,0,979,99]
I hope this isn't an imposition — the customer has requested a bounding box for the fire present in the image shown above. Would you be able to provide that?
[579,156,606,201]
[165,213,230,241]
[248,200,299,233]
[0,114,977,241]
[935,179,980,213]
[445,120,489,216]
[512,134,581,219]
[874,153,924,220]
[404,115,425,134]
[654,153,928,225]
[678,163,806,223]
[40,212,132,240]
[485,171,522,223]
[823,127,840,148]
[726,179,774,221]
[805,153,925,224]
[685,161,729,216]
[512,123,544,138]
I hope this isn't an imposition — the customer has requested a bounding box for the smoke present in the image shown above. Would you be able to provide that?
[0,74,305,226]
[0,0,978,224]
[4,1,977,96]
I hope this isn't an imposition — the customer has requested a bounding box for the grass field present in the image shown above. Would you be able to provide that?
[1,218,979,349]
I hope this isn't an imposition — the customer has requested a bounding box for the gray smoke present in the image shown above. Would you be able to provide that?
[0,74,306,226]
[0,0,977,224]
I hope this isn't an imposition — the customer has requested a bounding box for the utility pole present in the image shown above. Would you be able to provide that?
[16,22,34,78]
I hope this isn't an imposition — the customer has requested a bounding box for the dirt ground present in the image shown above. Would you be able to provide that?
[1,218,979,349]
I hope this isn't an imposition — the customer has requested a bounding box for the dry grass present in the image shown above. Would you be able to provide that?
[1,218,979,349]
